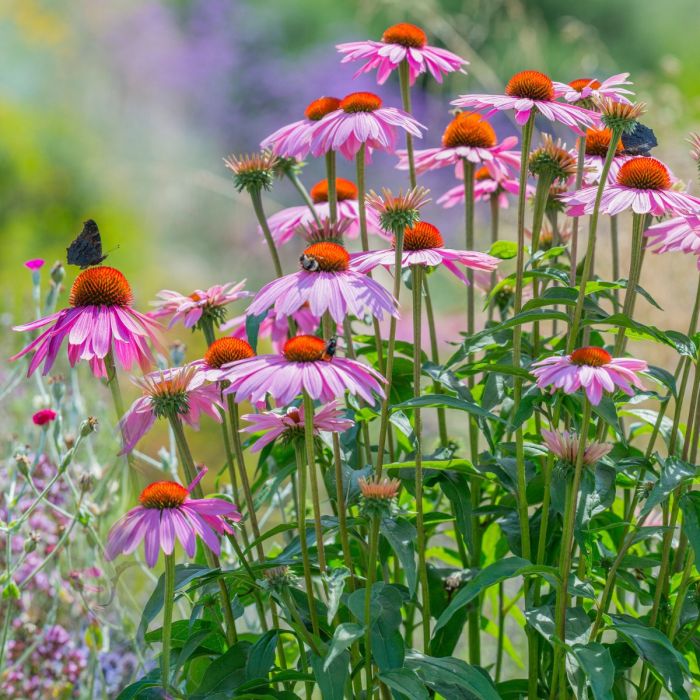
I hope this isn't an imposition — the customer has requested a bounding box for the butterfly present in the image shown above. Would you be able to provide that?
[66,219,108,269]
[621,123,658,156]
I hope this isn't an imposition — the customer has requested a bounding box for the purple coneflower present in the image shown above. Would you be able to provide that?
[240,401,353,452]
[542,429,612,466]
[438,165,534,209]
[531,346,647,405]
[337,22,467,85]
[351,222,499,285]
[220,335,385,406]
[645,214,700,267]
[105,468,241,567]
[555,74,633,105]
[12,266,162,378]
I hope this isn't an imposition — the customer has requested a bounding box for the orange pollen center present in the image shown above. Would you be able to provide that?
[283,335,326,362]
[69,266,133,307]
[505,70,554,101]
[204,337,255,368]
[381,22,427,48]
[304,96,341,121]
[585,128,623,157]
[475,165,493,181]
[569,78,601,92]
[310,178,358,203]
[616,157,671,190]
[189,292,203,302]
[139,481,188,509]
[401,221,444,250]
[340,92,382,113]
[570,346,612,367]
[301,242,350,272]
[442,112,497,149]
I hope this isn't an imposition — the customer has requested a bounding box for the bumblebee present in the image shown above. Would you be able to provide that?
[322,337,337,361]
[299,253,320,272]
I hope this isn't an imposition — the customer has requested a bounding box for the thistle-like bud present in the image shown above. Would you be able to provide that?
[297,218,351,245]
[260,565,297,593]
[366,187,430,236]
[224,152,278,194]
[272,155,305,178]
[594,97,647,134]
[528,135,577,182]
[49,374,65,403]
[359,476,401,518]
[79,416,99,438]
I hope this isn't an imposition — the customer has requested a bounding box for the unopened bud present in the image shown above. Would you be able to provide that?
[80,416,98,438]
[24,532,40,554]
[79,473,95,493]
[2,582,20,600]
[50,261,65,285]
[15,454,31,477]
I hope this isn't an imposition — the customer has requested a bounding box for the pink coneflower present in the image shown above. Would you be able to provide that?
[351,222,499,284]
[645,214,700,267]
[556,74,633,105]
[149,281,250,330]
[12,267,162,378]
[308,92,425,160]
[25,259,45,271]
[246,241,397,325]
[264,178,384,246]
[32,409,57,426]
[220,335,385,406]
[580,127,631,185]
[260,96,341,158]
[118,365,223,454]
[397,112,519,177]
[337,22,467,85]
[240,400,353,452]
[196,337,256,383]
[531,346,647,405]
[452,70,600,133]
[561,157,700,216]
[105,468,241,567]
[542,429,612,466]
[437,165,534,209]
[223,306,320,352]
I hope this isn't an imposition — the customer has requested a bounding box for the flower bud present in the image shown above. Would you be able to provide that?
[80,416,98,438]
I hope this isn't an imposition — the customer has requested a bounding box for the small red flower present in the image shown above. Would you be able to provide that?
[33,409,57,426]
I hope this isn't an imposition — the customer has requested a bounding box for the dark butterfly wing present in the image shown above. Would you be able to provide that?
[621,123,658,156]
[66,219,107,269]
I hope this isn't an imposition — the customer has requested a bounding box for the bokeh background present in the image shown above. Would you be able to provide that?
[2,0,699,454]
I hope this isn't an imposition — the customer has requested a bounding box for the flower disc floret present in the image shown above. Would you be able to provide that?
[442,112,497,149]
[204,338,255,369]
[505,70,555,101]
[310,178,358,203]
[381,22,427,48]
[300,242,350,272]
[283,335,326,362]
[340,92,382,113]
[570,346,613,367]
[402,222,444,250]
[585,128,623,157]
[69,267,133,307]
[616,157,671,190]
[139,481,189,509]
[304,96,341,121]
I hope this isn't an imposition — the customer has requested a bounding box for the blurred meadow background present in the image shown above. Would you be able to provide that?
[2,0,700,489]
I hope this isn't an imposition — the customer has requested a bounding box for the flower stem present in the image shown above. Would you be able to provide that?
[610,214,621,312]
[568,138,587,287]
[302,391,327,574]
[422,276,448,446]
[287,170,322,227]
[364,515,380,694]
[488,193,500,321]
[325,152,338,224]
[293,442,321,638]
[412,264,431,652]
[375,226,406,478]
[552,398,593,698]
[567,126,624,350]
[250,188,284,278]
[161,553,175,692]
[168,414,238,644]
[511,115,537,700]
[398,60,417,189]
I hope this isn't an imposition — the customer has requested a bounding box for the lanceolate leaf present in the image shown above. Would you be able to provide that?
[679,491,700,563]
[380,517,418,596]
[570,642,615,700]
[639,456,695,517]
[392,394,502,422]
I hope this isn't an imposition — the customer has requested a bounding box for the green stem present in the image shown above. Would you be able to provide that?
[552,398,593,697]
[287,170,322,227]
[488,193,500,321]
[423,276,448,446]
[161,553,175,691]
[250,188,284,278]
[375,226,406,478]
[610,215,621,312]
[302,390,327,573]
[567,126,624,350]
[325,152,338,224]
[568,138,587,288]
[364,516,380,694]
[293,442,320,638]
[398,61,417,190]
[412,264,431,652]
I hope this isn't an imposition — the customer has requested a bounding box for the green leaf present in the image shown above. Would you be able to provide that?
[323,623,364,672]
[406,651,501,700]
[433,558,560,634]
[379,668,430,700]
[392,394,502,422]
[348,583,406,671]
[245,630,278,682]
[246,310,269,352]
[639,456,695,517]
[385,458,482,477]
[609,615,690,700]
[570,642,615,700]
[190,641,251,698]
[325,567,350,625]
[679,491,700,563]
[488,240,518,259]
[380,517,417,596]
[312,650,348,700]
[625,408,680,448]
